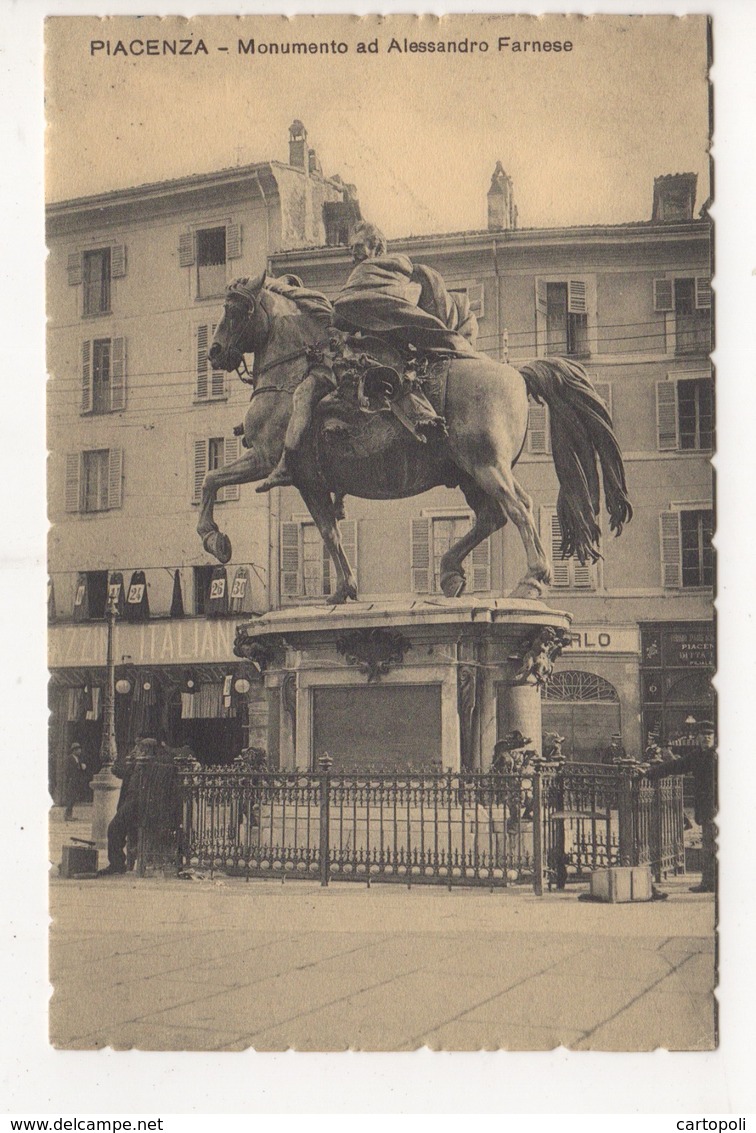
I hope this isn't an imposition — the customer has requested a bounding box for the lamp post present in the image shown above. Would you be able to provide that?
[89,593,122,855]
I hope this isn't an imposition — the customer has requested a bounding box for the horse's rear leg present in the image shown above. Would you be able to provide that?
[472,465,551,598]
[439,480,505,598]
[197,448,267,564]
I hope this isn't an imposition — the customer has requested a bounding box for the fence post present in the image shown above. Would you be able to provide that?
[617,766,634,867]
[651,779,664,883]
[318,754,333,888]
[532,766,544,896]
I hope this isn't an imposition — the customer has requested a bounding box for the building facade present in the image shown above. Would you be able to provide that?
[46,123,360,799]
[267,169,714,766]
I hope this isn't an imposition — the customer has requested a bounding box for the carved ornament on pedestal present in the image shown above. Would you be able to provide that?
[510,626,573,689]
[233,625,275,673]
[335,628,412,682]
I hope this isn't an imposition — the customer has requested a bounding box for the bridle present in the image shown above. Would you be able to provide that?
[220,292,311,393]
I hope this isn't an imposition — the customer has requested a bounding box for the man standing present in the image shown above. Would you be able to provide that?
[97,737,148,876]
[60,742,85,821]
[256,222,478,493]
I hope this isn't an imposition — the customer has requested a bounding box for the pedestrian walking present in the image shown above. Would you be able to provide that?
[60,742,85,821]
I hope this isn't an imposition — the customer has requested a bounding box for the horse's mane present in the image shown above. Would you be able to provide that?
[266,275,334,328]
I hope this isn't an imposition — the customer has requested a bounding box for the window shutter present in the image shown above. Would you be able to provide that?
[107,448,123,509]
[110,336,126,410]
[64,453,81,512]
[593,381,613,419]
[470,534,491,592]
[179,231,195,267]
[110,244,127,278]
[81,340,92,413]
[196,325,209,400]
[67,253,82,286]
[535,279,548,358]
[543,509,570,589]
[653,278,674,312]
[695,276,712,309]
[210,324,225,398]
[339,519,358,589]
[226,223,242,260]
[411,517,431,593]
[193,439,208,504]
[656,381,679,451]
[567,279,587,314]
[528,401,550,454]
[280,522,301,597]
[572,559,595,591]
[535,278,548,314]
[660,511,682,588]
[219,435,240,502]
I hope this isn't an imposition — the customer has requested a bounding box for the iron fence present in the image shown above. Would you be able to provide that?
[173,761,685,893]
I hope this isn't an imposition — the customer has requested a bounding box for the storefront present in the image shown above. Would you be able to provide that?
[640,621,716,746]
[48,619,267,802]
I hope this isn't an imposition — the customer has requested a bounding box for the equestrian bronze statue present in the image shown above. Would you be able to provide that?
[198,256,631,603]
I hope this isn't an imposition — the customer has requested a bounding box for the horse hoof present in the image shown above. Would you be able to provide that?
[332,584,358,604]
[203,531,232,564]
[440,573,466,598]
[511,578,547,600]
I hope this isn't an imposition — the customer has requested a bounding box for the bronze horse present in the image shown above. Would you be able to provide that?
[199,272,631,602]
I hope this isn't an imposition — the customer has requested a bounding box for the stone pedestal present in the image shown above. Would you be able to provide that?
[89,767,121,851]
[234,598,572,772]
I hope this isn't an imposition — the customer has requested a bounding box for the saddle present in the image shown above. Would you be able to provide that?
[317,330,448,442]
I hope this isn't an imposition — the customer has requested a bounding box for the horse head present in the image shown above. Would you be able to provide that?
[209,271,269,373]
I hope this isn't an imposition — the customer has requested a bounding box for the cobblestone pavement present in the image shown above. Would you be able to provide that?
[50,810,716,1053]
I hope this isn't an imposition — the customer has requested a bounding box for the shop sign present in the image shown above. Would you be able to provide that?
[567,625,639,653]
[49,618,239,667]
[664,628,715,669]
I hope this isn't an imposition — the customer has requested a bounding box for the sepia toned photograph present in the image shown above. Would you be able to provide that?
[45,12,716,1054]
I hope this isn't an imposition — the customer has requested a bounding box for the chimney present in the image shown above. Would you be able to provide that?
[652,173,697,223]
[288,120,307,171]
[487,162,517,231]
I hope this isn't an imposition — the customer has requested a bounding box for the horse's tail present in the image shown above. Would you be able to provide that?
[517,357,633,564]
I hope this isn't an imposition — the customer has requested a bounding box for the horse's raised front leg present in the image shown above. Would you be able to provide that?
[439,478,506,598]
[297,482,358,603]
[197,447,268,564]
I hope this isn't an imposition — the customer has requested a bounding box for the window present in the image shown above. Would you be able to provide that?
[410,514,491,594]
[65,449,123,514]
[660,508,714,589]
[81,337,126,414]
[178,223,242,299]
[653,275,711,356]
[541,508,597,591]
[280,519,358,599]
[656,374,713,451]
[191,436,240,504]
[535,278,595,358]
[67,245,125,312]
[82,249,111,315]
[194,324,226,401]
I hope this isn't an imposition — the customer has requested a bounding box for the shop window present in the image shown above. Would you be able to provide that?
[410,513,490,594]
[280,519,358,600]
[540,669,621,762]
[660,508,714,589]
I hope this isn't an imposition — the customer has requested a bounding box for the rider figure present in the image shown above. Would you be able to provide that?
[256,222,476,494]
